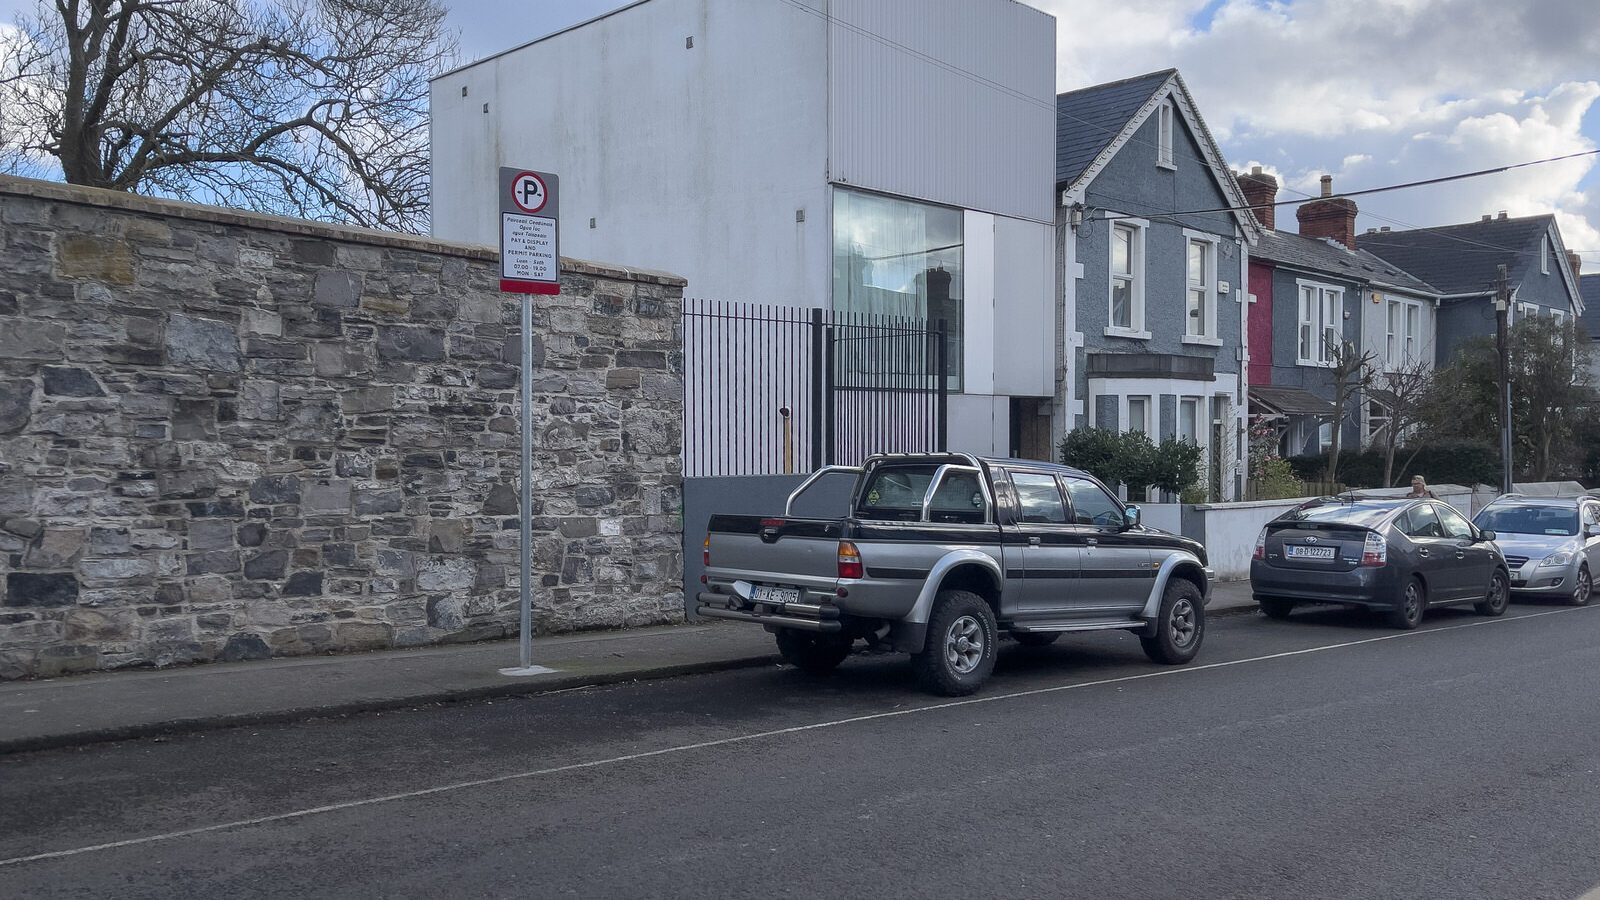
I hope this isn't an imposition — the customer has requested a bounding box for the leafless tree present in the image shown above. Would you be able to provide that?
[0,0,456,232]
[1326,339,1377,487]
[1370,357,1435,487]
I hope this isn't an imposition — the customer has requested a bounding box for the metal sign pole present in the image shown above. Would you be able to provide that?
[497,165,561,679]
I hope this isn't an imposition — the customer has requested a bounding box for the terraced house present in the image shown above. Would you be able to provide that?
[1238,170,1442,456]
[1055,69,1260,500]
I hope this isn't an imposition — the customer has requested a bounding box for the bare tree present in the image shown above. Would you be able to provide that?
[1325,339,1377,487]
[1371,357,1435,487]
[0,0,455,232]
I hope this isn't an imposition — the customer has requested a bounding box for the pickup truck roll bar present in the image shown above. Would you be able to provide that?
[784,465,863,517]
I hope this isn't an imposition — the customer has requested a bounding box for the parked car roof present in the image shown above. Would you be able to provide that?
[1279,497,1413,528]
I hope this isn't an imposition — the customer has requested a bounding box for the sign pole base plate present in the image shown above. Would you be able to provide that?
[498,665,560,678]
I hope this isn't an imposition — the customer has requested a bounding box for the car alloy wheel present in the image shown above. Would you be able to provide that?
[945,614,986,675]
[1575,567,1592,607]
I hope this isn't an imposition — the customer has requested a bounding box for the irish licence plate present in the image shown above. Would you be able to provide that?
[751,585,801,606]
[1286,545,1336,560]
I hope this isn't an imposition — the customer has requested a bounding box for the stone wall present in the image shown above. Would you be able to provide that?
[0,176,685,679]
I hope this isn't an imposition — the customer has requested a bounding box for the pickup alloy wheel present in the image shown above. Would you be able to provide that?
[913,589,998,696]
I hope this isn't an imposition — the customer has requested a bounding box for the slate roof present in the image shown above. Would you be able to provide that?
[1355,215,1554,296]
[1253,229,1437,295]
[1055,69,1174,189]
[1249,385,1335,417]
[1579,273,1600,339]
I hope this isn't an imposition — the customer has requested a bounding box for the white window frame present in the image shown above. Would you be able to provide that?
[1517,301,1539,322]
[1156,102,1175,169]
[1295,279,1343,367]
[1366,399,1391,446]
[1384,296,1425,370]
[1182,230,1220,344]
[1177,396,1203,445]
[1105,218,1149,338]
[1123,395,1152,435]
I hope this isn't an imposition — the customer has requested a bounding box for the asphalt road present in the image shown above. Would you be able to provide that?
[4,602,1600,900]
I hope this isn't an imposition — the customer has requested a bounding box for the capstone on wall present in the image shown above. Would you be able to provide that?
[0,176,685,679]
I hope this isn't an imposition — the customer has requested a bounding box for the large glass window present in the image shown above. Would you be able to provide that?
[1186,238,1213,337]
[1297,282,1343,366]
[1010,473,1067,524]
[1065,478,1125,528]
[1111,224,1138,330]
[832,188,964,391]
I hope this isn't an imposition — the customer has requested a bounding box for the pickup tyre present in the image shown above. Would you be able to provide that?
[775,630,853,675]
[912,590,998,696]
[698,453,1215,696]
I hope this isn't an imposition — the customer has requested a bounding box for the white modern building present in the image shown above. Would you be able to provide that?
[429,0,1058,460]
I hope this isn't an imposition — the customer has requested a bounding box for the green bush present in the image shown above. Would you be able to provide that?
[1287,441,1500,488]
[1251,456,1305,500]
[1059,428,1202,498]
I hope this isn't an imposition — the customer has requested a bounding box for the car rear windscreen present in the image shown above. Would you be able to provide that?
[1475,506,1578,536]
[1278,500,1398,529]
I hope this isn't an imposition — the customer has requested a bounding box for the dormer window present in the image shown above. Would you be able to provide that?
[1157,102,1174,168]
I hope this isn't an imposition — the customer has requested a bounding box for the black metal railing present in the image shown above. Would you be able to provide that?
[683,299,948,477]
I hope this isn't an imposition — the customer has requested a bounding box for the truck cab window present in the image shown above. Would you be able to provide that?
[1064,477,1124,528]
[856,465,938,521]
[1009,473,1067,524]
[926,470,987,524]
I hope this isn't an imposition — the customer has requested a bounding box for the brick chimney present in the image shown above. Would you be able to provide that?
[1567,250,1581,275]
[1296,175,1359,250]
[1236,166,1278,230]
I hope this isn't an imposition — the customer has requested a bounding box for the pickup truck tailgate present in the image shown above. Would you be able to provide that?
[705,516,843,588]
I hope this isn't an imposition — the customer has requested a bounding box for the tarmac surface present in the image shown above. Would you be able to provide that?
[3,599,1599,899]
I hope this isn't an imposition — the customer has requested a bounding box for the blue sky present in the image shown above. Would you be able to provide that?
[6,0,1598,255]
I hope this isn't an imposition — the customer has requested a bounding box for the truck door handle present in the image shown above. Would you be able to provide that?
[1455,551,1466,559]
[1418,549,1430,558]
[1086,538,1098,546]
[1028,536,1041,546]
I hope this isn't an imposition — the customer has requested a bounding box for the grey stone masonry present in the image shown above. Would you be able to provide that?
[0,176,686,679]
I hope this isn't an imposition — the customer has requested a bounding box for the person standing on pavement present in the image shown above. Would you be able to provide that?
[1407,475,1438,499]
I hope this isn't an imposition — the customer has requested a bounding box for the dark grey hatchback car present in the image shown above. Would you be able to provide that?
[1251,498,1510,629]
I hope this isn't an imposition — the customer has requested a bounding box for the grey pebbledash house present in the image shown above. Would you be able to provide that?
[1055,69,1260,500]
[1356,212,1585,366]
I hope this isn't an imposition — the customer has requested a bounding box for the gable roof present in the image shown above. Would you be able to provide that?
[1355,215,1556,296]
[1055,69,1173,189]
[1255,229,1437,295]
[1055,69,1260,240]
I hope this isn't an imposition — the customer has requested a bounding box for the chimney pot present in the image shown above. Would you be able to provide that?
[1481,214,1492,222]
[1320,175,1333,197]
[1251,165,1263,176]
[1497,210,1508,219]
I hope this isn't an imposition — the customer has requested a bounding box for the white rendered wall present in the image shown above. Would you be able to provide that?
[429,0,832,306]
[826,0,1056,224]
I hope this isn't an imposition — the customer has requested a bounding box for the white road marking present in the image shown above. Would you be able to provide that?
[1,605,1592,869]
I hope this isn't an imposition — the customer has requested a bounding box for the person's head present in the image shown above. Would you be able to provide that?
[1410,476,1427,493]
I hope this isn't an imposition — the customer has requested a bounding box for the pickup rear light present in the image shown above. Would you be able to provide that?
[703,535,710,567]
[1253,527,1267,560]
[838,541,864,580]
[1360,532,1387,567]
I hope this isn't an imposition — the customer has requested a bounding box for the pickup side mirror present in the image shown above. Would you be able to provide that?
[1478,529,1496,543]
[1123,505,1141,529]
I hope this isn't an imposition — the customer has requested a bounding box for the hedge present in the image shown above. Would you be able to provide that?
[1287,441,1501,489]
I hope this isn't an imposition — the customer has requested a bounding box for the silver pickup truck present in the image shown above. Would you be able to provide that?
[698,453,1214,695]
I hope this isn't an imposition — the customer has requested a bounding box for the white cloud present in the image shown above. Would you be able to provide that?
[1037,0,1600,255]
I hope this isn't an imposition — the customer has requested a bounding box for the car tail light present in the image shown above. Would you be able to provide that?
[1361,532,1387,567]
[838,541,864,580]
[1253,527,1267,560]
[703,535,710,567]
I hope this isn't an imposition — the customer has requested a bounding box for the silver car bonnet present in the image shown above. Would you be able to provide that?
[1490,532,1582,561]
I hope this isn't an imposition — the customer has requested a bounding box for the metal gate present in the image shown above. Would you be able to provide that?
[683,299,948,477]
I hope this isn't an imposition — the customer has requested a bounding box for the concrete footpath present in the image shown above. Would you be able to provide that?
[0,582,1258,754]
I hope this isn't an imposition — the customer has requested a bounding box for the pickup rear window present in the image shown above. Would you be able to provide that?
[857,465,987,524]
